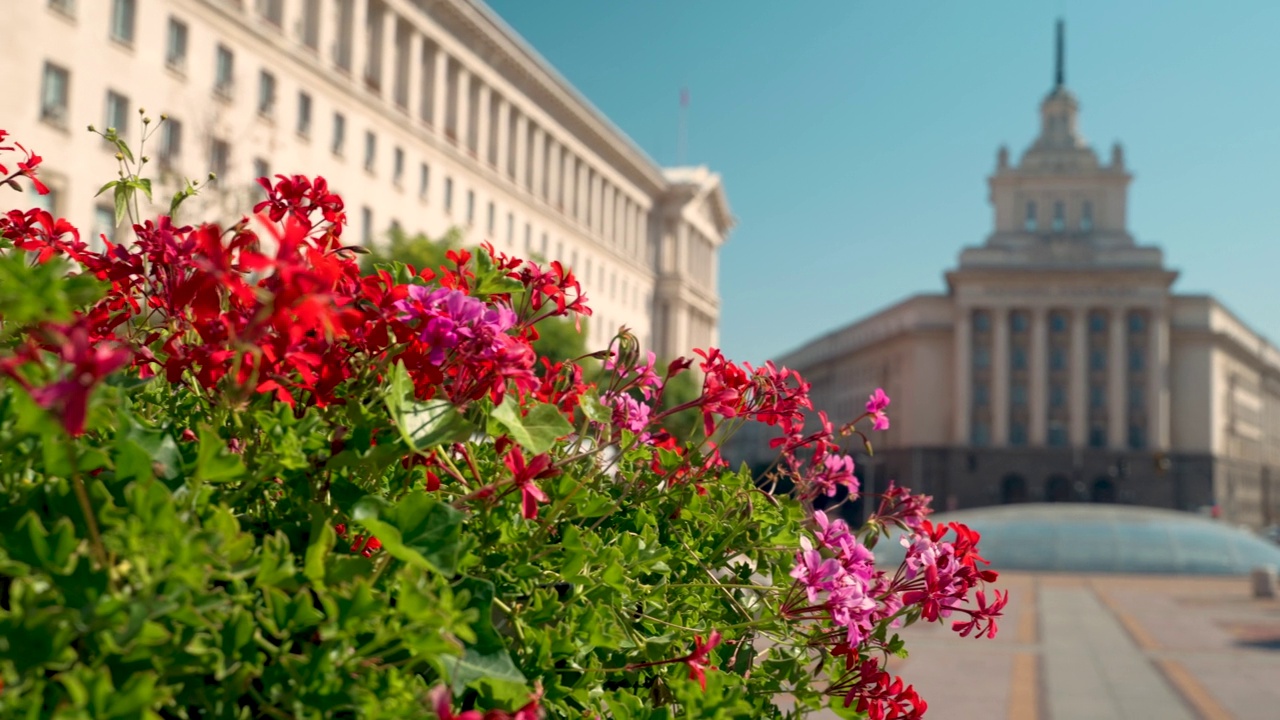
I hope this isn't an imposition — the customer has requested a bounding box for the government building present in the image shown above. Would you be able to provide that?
[735,25,1280,529]
[4,0,732,357]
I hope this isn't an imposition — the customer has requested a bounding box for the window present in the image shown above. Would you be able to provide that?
[297,92,312,136]
[1050,311,1068,333]
[466,190,475,225]
[1010,311,1029,333]
[40,63,70,126]
[972,310,991,333]
[1052,201,1065,232]
[257,70,276,117]
[1011,347,1027,371]
[1011,383,1027,406]
[302,0,321,48]
[331,112,345,155]
[506,212,514,245]
[1024,201,1037,231]
[1128,348,1145,372]
[257,0,283,25]
[419,163,430,200]
[158,118,182,168]
[1128,424,1146,450]
[209,138,230,180]
[444,177,454,213]
[1128,311,1146,333]
[363,131,376,172]
[972,346,990,369]
[973,381,989,406]
[1050,347,1067,371]
[393,147,404,185]
[1090,349,1106,371]
[1089,424,1107,448]
[1090,384,1106,409]
[1048,424,1068,447]
[524,223,532,252]
[253,158,270,181]
[215,45,235,97]
[541,233,548,255]
[92,205,115,248]
[110,0,136,44]
[166,17,189,70]
[1129,385,1145,409]
[104,90,129,135]
[971,421,990,447]
[1009,422,1028,447]
[1080,201,1094,231]
[1088,311,1107,333]
[49,0,76,17]
[486,202,495,234]
[1050,383,1066,408]
[361,206,373,244]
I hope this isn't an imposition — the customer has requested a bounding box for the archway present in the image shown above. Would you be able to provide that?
[1001,474,1029,504]
[1092,477,1117,503]
[1045,474,1071,502]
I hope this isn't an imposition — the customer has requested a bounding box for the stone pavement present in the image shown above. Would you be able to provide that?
[807,572,1280,719]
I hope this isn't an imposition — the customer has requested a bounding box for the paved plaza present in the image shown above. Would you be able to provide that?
[838,572,1280,719]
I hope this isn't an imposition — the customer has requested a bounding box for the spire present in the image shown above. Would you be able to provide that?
[1055,19,1065,88]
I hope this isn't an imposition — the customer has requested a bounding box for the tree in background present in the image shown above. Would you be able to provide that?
[362,226,589,364]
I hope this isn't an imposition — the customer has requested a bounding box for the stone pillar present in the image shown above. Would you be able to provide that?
[546,137,560,207]
[576,162,588,223]
[380,6,396,98]
[992,307,1010,447]
[476,83,491,165]
[1030,307,1048,445]
[1070,306,1088,446]
[352,0,369,82]
[1109,308,1127,449]
[954,307,972,445]
[495,97,510,175]
[405,28,423,119]
[430,44,447,131]
[603,182,614,244]
[1150,304,1170,449]
[513,112,529,189]
[318,0,337,64]
[454,65,470,150]
[531,126,546,199]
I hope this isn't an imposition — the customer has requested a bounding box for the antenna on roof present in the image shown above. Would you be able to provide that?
[1055,19,1065,88]
[678,87,689,166]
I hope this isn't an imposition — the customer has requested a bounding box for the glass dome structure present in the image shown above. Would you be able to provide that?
[874,504,1280,575]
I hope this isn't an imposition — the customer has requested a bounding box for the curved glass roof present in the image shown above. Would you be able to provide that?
[873,504,1280,575]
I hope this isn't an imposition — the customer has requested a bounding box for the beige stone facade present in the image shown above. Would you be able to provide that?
[734,39,1280,528]
[3,0,733,357]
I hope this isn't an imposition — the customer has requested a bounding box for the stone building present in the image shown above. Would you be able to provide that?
[736,24,1280,528]
[3,0,733,357]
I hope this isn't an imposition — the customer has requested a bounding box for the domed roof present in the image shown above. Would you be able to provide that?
[874,504,1280,575]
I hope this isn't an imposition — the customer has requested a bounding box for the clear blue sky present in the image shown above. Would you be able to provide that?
[488,0,1280,365]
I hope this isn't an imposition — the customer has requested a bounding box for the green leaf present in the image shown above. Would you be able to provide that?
[383,362,473,452]
[135,177,153,201]
[305,507,336,586]
[579,393,612,424]
[195,427,245,482]
[456,577,504,652]
[94,180,118,198]
[441,647,527,695]
[352,491,466,576]
[113,183,129,226]
[491,396,572,455]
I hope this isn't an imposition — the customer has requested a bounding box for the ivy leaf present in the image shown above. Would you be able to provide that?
[195,427,245,482]
[352,492,465,576]
[384,362,473,452]
[441,647,526,695]
[579,393,612,424]
[491,396,572,455]
[305,507,336,586]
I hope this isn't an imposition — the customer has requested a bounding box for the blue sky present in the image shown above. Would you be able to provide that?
[488,0,1280,364]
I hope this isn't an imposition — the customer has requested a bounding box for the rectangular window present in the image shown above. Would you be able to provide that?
[256,0,283,26]
[166,17,189,70]
[1048,424,1068,447]
[506,212,514,245]
[257,70,276,117]
[92,204,115,248]
[1127,311,1146,333]
[302,0,321,49]
[1052,201,1065,232]
[393,147,404,185]
[972,310,991,333]
[1128,385,1145,409]
[1050,347,1067,371]
[1050,383,1066,408]
[104,90,129,135]
[1049,311,1068,333]
[970,421,990,448]
[1090,384,1106,409]
[331,112,345,155]
[1128,348,1145,372]
[1088,311,1107,333]
[253,158,270,184]
[49,0,76,17]
[444,177,454,213]
[40,62,70,126]
[1011,347,1027,371]
[297,92,312,137]
[361,206,373,244]
[419,163,430,200]
[215,45,235,97]
[1011,383,1027,406]
[364,131,376,172]
[209,137,230,180]
[1009,422,1028,447]
[1024,201,1037,231]
[972,346,990,369]
[524,223,532,252]
[466,190,475,225]
[973,381,989,407]
[486,202,495,234]
[1089,424,1107,448]
[158,118,182,168]
[1081,201,1094,231]
[1128,424,1146,450]
[110,0,136,44]
[1010,311,1029,333]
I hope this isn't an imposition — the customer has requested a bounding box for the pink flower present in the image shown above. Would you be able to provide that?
[865,388,890,431]
[683,630,722,691]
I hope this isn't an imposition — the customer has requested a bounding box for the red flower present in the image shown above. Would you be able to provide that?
[683,630,721,691]
[7,323,132,436]
[503,447,558,519]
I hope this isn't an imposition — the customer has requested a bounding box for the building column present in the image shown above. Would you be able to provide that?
[992,307,1010,447]
[561,150,574,213]
[1109,307,1127,449]
[495,97,510,174]
[1150,304,1170,449]
[405,28,423,119]
[352,0,369,82]
[603,182,615,244]
[476,83,491,165]
[546,137,560,207]
[380,6,397,98]
[513,112,529,189]
[454,65,470,150]
[430,44,448,131]
[531,126,546,199]
[1069,306,1088,446]
[954,307,972,445]
[318,0,337,65]
[1030,307,1048,445]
